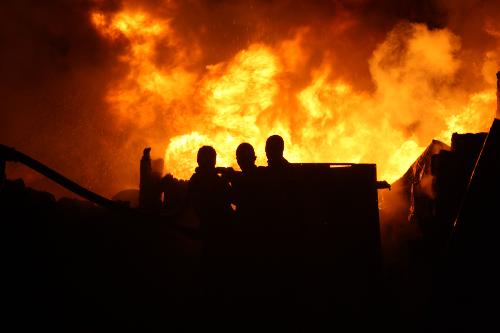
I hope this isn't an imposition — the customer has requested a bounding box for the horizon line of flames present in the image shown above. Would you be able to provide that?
[91,7,498,184]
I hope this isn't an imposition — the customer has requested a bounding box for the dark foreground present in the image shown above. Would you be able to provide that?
[2,120,499,331]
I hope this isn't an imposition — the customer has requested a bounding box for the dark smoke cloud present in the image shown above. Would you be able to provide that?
[0,0,128,197]
[0,0,498,197]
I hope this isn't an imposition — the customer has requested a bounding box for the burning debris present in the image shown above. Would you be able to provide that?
[385,72,500,245]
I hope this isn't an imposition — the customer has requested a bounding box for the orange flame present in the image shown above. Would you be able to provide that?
[91,7,498,183]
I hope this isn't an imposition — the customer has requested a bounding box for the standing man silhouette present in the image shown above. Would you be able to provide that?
[188,145,233,315]
[232,142,262,230]
[189,146,232,231]
[263,135,299,316]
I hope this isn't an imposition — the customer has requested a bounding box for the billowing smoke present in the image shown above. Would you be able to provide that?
[1,0,499,198]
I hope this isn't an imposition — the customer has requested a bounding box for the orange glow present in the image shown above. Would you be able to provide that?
[91,7,498,183]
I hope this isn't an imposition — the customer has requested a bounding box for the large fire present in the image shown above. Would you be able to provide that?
[90,3,498,183]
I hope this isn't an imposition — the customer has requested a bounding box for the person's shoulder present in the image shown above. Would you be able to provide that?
[188,171,201,186]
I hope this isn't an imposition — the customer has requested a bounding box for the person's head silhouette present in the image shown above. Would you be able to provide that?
[197,146,216,171]
[265,135,288,167]
[236,143,256,172]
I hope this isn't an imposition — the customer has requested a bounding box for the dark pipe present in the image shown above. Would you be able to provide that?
[0,144,125,210]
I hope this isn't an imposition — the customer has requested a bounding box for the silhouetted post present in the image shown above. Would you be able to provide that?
[139,147,152,209]
[139,148,164,210]
[496,71,499,119]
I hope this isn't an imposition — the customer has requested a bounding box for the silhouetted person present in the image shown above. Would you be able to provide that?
[231,143,273,314]
[263,135,299,316]
[232,142,265,235]
[188,146,233,314]
[189,145,233,238]
[265,135,290,170]
[262,135,294,232]
[232,143,264,230]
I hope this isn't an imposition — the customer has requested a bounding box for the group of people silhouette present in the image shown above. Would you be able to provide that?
[188,134,295,240]
[187,135,300,317]
[188,134,290,220]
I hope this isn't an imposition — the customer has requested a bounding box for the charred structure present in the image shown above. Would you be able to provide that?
[430,133,488,243]
[2,146,387,327]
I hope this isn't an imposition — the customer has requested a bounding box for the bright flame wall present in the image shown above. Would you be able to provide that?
[91,2,498,183]
[1,0,499,196]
